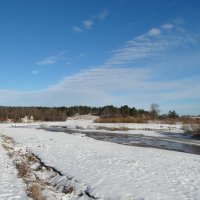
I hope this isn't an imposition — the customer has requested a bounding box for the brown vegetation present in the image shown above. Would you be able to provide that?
[26,153,37,163]
[181,115,200,138]
[16,161,29,178]
[28,184,43,200]
[95,116,148,123]
[158,118,180,124]
[95,116,200,125]
[182,124,200,137]
[181,118,200,124]
[96,126,130,131]
[0,105,150,122]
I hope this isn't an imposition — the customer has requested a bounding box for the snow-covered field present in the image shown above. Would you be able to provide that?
[60,118,184,137]
[0,136,27,200]
[0,120,200,200]
[48,117,183,131]
[10,115,184,138]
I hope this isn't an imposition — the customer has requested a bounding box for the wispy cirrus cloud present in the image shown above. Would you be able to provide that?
[82,19,94,29]
[73,9,109,32]
[106,23,197,65]
[162,23,174,30]
[147,28,162,36]
[36,51,67,66]
[1,66,200,114]
[1,20,200,114]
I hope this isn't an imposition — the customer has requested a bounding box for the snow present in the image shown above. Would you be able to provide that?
[7,117,183,138]
[1,124,200,200]
[0,136,28,200]
[42,118,184,138]
[61,118,183,130]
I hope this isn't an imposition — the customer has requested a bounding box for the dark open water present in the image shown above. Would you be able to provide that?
[41,127,200,155]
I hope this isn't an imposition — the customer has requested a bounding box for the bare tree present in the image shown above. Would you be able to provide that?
[150,103,160,120]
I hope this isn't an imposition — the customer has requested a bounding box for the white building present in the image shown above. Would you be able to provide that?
[21,116,34,123]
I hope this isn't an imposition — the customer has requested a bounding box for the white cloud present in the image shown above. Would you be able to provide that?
[106,38,170,65]
[162,23,174,30]
[73,26,82,32]
[73,9,109,32]
[0,67,154,108]
[49,67,150,92]
[82,20,94,29]
[147,28,161,36]
[37,51,67,66]
[106,23,197,65]
[37,58,56,65]
[1,21,199,115]
[0,67,200,114]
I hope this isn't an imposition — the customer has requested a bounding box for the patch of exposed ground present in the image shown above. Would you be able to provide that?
[0,134,98,200]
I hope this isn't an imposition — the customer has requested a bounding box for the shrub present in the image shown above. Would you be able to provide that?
[159,118,178,124]
[182,124,200,137]
[16,161,29,178]
[94,116,148,123]
[28,184,43,199]
[96,126,130,131]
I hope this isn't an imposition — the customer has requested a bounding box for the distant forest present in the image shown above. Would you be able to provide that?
[0,105,152,122]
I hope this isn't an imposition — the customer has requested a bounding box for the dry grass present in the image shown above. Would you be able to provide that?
[16,161,29,178]
[2,140,14,157]
[95,117,148,123]
[26,153,36,163]
[2,143,11,150]
[96,126,130,131]
[181,118,200,124]
[2,135,16,145]
[0,135,44,199]
[150,117,200,125]
[181,118,200,137]
[162,117,200,125]
[159,118,179,124]
[95,116,200,125]
[28,184,43,200]
[7,151,14,158]
[183,124,200,137]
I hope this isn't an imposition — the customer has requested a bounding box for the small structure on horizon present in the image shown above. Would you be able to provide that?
[21,115,34,123]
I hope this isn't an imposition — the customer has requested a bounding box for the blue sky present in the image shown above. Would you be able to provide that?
[0,0,200,115]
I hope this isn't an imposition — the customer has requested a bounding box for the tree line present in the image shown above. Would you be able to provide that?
[0,105,180,122]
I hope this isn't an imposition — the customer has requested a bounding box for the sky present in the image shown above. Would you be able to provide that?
[0,0,200,115]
